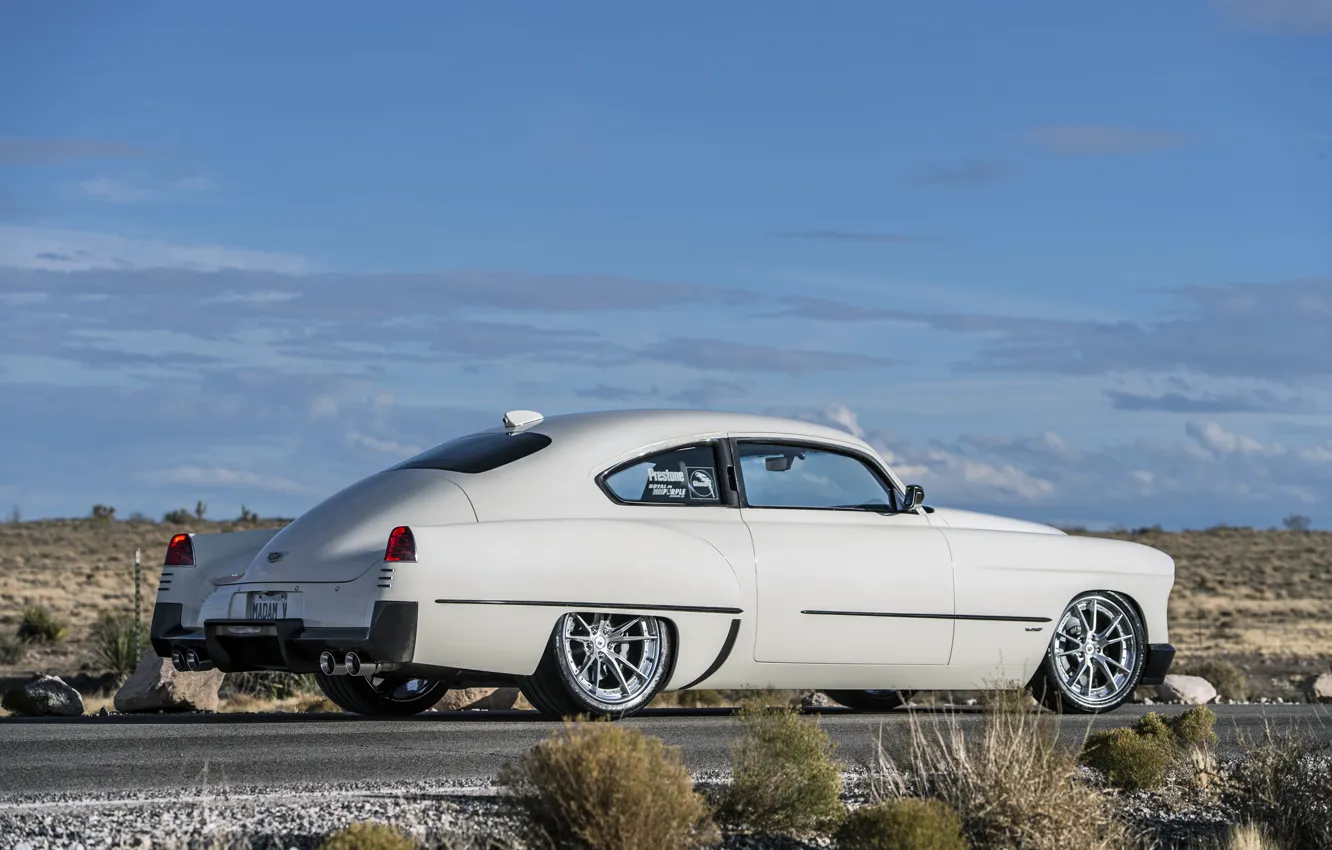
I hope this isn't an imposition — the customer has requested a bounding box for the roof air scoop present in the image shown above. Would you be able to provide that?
[503,409,544,430]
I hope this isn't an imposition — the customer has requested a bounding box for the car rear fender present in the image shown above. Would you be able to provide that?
[156,527,285,630]
[399,519,744,679]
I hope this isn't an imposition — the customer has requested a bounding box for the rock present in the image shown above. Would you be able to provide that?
[799,691,832,709]
[1307,672,1332,703]
[113,651,224,713]
[1156,674,1218,705]
[434,687,521,711]
[1,674,84,717]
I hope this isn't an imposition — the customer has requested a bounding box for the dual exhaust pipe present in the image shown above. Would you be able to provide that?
[170,646,216,673]
[319,650,398,678]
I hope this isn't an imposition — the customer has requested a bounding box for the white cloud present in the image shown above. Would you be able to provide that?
[142,465,312,493]
[75,178,159,204]
[0,226,310,273]
[1185,420,1284,456]
[347,430,422,456]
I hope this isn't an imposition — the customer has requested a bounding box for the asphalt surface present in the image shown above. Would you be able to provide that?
[1,704,1328,797]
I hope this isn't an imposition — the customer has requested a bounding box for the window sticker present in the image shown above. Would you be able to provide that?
[646,465,688,500]
[687,467,717,500]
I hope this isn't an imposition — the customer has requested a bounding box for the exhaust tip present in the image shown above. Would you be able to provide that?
[344,651,362,677]
[184,648,200,672]
[170,647,187,671]
[319,651,337,676]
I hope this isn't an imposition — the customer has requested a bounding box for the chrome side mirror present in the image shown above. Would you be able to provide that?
[902,484,925,511]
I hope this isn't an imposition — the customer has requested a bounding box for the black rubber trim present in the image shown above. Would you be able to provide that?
[801,609,1052,624]
[677,618,741,690]
[148,602,187,657]
[435,599,743,615]
[1139,643,1176,686]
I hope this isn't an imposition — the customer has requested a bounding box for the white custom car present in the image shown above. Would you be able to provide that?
[151,409,1175,718]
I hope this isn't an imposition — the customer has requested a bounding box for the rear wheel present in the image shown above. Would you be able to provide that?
[315,671,448,716]
[520,612,674,719]
[822,690,915,712]
[1029,591,1145,714]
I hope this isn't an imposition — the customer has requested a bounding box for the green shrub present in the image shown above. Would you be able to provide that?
[221,671,319,700]
[835,799,968,850]
[881,701,1128,849]
[1169,705,1218,748]
[17,606,67,643]
[1081,728,1174,792]
[1227,729,1332,849]
[500,721,716,850]
[163,508,193,524]
[90,612,148,676]
[1133,711,1172,742]
[318,822,417,850]
[720,701,844,835]
[1179,659,1250,702]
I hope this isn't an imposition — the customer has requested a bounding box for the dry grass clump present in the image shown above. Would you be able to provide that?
[835,799,968,850]
[1225,727,1332,849]
[1081,708,1219,793]
[719,701,845,835]
[1223,824,1284,850]
[318,821,417,850]
[875,690,1129,850]
[221,670,319,700]
[500,721,717,850]
[17,605,67,643]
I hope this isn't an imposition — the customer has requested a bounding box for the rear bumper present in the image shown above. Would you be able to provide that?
[150,600,418,673]
[1139,643,1176,686]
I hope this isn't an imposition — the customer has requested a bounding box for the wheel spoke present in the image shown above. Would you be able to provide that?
[607,654,634,694]
[615,653,650,680]
[1104,613,1123,636]
[1102,634,1130,646]
[608,617,643,639]
[1102,654,1131,672]
[1095,655,1117,688]
[577,649,597,678]
[567,634,593,643]
[612,635,656,643]
[575,614,595,635]
[1075,605,1092,634]
[1056,648,1081,657]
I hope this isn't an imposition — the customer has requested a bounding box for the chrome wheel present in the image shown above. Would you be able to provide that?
[557,612,668,709]
[1050,593,1141,710]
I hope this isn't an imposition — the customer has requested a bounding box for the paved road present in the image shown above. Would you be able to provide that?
[1,705,1328,797]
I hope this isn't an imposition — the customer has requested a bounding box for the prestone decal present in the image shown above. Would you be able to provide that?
[647,466,688,500]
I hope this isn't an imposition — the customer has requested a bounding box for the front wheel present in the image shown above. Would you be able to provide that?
[520,612,674,719]
[822,690,915,712]
[315,671,449,716]
[1029,591,1146,714]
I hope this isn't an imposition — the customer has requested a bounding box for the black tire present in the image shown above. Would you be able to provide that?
[519,612,674,720]
[1029,590,1146,714]
[823,690,915,712]
[315,671,449,716]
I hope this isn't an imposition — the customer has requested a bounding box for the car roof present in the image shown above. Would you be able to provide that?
[488,408,873,463]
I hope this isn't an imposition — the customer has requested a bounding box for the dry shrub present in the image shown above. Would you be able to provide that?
[17,605,67,643]
[0,633,25,665]
[1178,659,1250,702]
[298,694,341,713]
[835,799,968,850]
[876,691,1129,850]
[1081,707,1218,792]
[1226,727,1332,849]
[720,701,845,835]
[222,670,319,700]
[318,821,417,850]
[500,720,716,850]
[1081,728,1174,792]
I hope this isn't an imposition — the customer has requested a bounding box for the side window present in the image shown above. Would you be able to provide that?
[737,442,897,511]
[603,444,723,506]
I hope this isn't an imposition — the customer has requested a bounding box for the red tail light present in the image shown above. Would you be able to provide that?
[384,526,416,562]
[164,533,195,566]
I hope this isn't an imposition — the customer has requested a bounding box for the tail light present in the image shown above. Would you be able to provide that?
[384,526,416,562]
[164,533,195,566]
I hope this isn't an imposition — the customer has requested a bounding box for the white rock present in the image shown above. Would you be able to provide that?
[1308,672,1332,703]
[114,651,224,713]
[1156,674,1218,705]
[1,675,84,716]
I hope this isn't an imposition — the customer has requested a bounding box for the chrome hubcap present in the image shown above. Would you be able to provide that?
[1052,595,1138,707]
[559,613,664,706]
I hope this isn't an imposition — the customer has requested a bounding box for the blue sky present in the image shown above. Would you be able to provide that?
[1,0,1330,528]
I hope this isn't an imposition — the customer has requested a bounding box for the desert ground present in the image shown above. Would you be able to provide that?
[1,517,1329,697]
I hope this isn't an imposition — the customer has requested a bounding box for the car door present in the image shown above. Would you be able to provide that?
[735,439,956,665]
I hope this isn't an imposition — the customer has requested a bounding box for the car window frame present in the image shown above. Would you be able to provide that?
[596,440,738,508]
[730,438,904,513]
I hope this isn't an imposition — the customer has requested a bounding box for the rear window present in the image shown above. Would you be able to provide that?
[393,431,552,474]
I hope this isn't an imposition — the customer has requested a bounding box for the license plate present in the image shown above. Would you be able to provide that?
[248,591,289,620]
